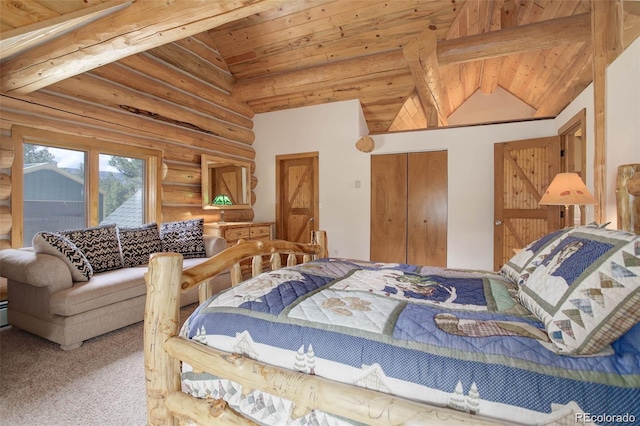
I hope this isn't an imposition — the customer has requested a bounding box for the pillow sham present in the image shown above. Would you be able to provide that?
[518,226,640,355]
[32,232,93,282]
[119,222,162,267]
[499,228,572,286]
[160,218,206,259]
[61,224,123,273]
[613,321,640,356]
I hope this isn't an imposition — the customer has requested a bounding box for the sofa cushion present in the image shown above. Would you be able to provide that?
[518,226,640,355]
[50,266,148,316]
[49,256,219,316]
[119,222,162,267]
[32,232,93,282]
[61,224,123,273]
[160,218,206,259]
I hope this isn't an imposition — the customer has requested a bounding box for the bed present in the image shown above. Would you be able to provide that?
[144,175,640,425]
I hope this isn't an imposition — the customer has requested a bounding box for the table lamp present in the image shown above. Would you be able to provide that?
[539,173,597,226]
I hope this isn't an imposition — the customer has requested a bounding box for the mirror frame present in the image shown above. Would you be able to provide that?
[201,154,251,210]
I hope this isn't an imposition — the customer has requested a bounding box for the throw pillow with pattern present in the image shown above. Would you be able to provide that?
[518,226,640,355]
[499,227,573,287]
[119,222,162,267]
[32,232,93,282]
[61,224,123,273]
[160,218,206,259]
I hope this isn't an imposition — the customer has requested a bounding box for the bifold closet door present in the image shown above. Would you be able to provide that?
[407,151,447,267]
[370,153,407,263]
[370,151,447,266]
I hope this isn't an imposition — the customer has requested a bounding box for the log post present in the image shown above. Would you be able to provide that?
[480,0,518,95]
[144,252,184,426]
[616,164,640,234]
[269,252,282,270]
[403,29,448,127]
[251,255,262,277]
[592,0,623,223]
[311,230,328,259]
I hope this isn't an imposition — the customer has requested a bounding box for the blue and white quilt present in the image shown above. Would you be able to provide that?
[180,258,640,426]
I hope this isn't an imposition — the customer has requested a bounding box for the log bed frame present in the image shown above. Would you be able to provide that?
[144,231,507,425]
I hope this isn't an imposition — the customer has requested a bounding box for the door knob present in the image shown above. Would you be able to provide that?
[495,220,502,225]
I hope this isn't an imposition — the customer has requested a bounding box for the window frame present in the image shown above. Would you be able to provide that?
[11,126,162,247]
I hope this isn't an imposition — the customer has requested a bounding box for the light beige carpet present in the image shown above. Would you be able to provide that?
[0,304,196,426]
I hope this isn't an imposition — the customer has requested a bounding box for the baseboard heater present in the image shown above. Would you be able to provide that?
[0,301,8,327]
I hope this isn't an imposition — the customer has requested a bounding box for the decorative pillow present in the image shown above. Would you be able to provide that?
[119,222,162,267]
[61,224,123,273]
[518,226,640,355]
[32,232,93,282]
[499,227,572,287]
[160,218,206,259]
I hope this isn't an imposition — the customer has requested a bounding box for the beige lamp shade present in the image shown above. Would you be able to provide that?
[539,173,597,206]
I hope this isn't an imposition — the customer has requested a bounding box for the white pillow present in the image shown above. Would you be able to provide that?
[32,232,93,282]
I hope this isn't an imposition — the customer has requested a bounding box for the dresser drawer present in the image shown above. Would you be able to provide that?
[224,227,250,241]
[250,225,271,240]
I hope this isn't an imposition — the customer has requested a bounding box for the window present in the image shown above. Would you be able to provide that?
[23,145,87,246]
[14,127,161,247]
[99,154,144,228]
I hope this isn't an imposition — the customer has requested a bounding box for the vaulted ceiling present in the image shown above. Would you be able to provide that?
[1,0,639,134]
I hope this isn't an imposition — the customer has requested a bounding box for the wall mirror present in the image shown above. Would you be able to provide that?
[201,154,251,210]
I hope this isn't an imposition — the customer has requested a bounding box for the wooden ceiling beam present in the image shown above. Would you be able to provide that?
[0,0,132,62]
[403,30,448,127]
[437,12,591,64]
[0,0,282,95]
[233,12,591,102]
[623,0,640,49]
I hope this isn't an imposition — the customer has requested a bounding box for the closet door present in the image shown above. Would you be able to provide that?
[407,151,447,266]
[370,154,407,263]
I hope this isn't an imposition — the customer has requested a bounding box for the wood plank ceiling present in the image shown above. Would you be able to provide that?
[1,0,640,135]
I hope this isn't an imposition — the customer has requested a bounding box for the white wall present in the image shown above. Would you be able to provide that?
[254,102,556,269]
[554,36,640,228]
[253,38,640,271]
[253,100,370,260]
[448,86,536,127]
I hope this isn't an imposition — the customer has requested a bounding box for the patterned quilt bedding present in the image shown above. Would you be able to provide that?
[180,255,640,425]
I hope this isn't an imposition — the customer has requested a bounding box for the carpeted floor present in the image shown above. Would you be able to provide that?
[0,304,197,426]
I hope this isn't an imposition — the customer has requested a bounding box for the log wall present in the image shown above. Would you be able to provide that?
[0,37,256,247]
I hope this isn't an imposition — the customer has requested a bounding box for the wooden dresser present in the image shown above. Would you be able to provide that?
[203,222,275,282]
[203,221,274,244]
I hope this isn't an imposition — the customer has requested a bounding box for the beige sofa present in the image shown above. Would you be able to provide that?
[0,234,230,350]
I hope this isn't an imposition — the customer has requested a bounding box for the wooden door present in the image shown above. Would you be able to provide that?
[213,165,243,204]
[407,151,447,266]
[494,137,561,271]
[276,152,319,244]
[371,154,407,262]
[371,151,447,265]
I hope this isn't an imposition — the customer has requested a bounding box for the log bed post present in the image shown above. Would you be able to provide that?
[144,252,183,426]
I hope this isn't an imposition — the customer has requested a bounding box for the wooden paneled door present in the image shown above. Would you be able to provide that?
[276,152,319,244]
[407,151,448,266]
[494,137,561,271]
[371,154,408,263]
[371,151,447,266]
